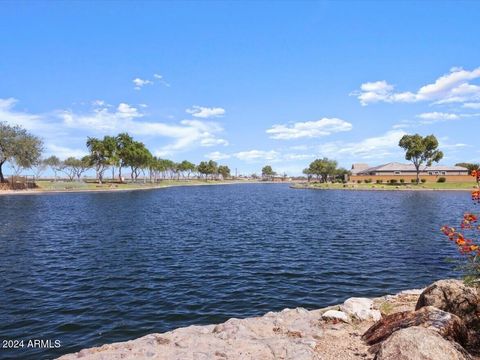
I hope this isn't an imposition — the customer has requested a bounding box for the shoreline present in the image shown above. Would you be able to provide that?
[56,286,426,360]
[0,180,272,197]
[290,183,477,192]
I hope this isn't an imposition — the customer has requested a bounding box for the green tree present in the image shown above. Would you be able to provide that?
[61,156,91,182]
[303,168,313,182]
[261,165,276,180]
[122,140,152,182]
[198,160,218,180]
[103,135,119,181]
[218,165,231,179]
[179,160,196,179]
[116,133,134,182]
[44,155,62,181]
[86,137,110,184]
[208,160,218,180]
[399,134,444,184]
[307,157,338,182]
[0,122,43,182]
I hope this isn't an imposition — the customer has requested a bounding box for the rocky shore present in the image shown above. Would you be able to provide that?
[58,279,479,360]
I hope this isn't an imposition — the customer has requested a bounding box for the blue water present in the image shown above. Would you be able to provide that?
[0,184,470,359]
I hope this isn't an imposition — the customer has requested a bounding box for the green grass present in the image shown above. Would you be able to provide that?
[292,181,478,191]
[35,179,242,192]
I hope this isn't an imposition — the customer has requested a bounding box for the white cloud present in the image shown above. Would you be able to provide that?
[205,151,231,160]
[1,97,229,159]
[317,130,407,160]
[283,153,315,160]
[463,102,480,109]
[133,78,153,90]
[266,118,352,140]
[353,67,480,106]
[133,74,170,90]
[234,150,279,161]
[186,106,226,118]
[46,144,88,160]
[200,138,229,147]
[416,112,459,120]
[153,73,170,87]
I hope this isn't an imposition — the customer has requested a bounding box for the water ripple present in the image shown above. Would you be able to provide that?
[0,184,469,359]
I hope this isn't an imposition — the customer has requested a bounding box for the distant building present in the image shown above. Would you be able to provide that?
[349,162,472,182]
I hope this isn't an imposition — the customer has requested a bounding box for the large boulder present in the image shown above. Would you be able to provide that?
[415,279,480,331]
[374,326,472,360]
[341,297,381,321]
[362,306,468,347]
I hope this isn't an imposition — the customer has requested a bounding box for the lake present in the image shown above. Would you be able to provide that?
[0,184,470,359]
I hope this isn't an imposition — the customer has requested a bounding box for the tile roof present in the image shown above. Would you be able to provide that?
[356,162,468,174]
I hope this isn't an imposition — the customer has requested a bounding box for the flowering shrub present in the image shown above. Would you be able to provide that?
[441,170,480,286]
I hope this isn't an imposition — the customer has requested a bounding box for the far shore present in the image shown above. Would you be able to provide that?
[0,179,272,197]
[291,181,478,192]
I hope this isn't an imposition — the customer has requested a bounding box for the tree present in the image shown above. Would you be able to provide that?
[208,160,218,180]
[86,137,110,184]
[0,122,43,182]
[399,134,444,184]
[334,167,350,182]
[261,165,276,180]
[44,155,62,181]
[103,135,119,181]
[198,160,218,180]
[307,158,338,182]
[218,165,231,179]
[179,160,196,179]
[116,133,134,182]
[121,140,152,182]
[455,163,480,172]
[32,158,48,180]
[303,168,313,182]
[61,156,91,181]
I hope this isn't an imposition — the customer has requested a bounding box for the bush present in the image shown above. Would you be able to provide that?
[421,178,427,183]
[376,179,383,184]
[437,177,446,183]
[411,179,416,183]
[390,179,398,184]
[364,179,372,183]
[357,180,363,184]
[400,179,405,184]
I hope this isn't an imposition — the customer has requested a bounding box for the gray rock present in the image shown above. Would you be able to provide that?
[374,326,472,360]
[341,297,381,321]
[322,310,350,323]
[415,279,480,331]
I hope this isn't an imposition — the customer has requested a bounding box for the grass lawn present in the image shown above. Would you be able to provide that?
[292,181,478,191]
[34,179,236,192]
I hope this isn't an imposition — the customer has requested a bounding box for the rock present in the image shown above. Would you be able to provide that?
[362,306,468,347]
[415,279,480,331]
[374,326,472,360]
[322,310,350,323]
[341,297,382,321]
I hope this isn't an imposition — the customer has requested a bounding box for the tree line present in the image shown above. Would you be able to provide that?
[0,122,231,183]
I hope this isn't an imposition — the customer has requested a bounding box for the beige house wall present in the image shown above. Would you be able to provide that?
[350,174,475,182]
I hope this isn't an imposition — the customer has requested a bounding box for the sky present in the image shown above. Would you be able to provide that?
[1,1,479,176]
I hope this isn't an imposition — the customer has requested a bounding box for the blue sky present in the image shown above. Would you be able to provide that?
[1,1,479,175]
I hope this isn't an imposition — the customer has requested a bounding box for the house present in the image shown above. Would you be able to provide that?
[349,162,472,182]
